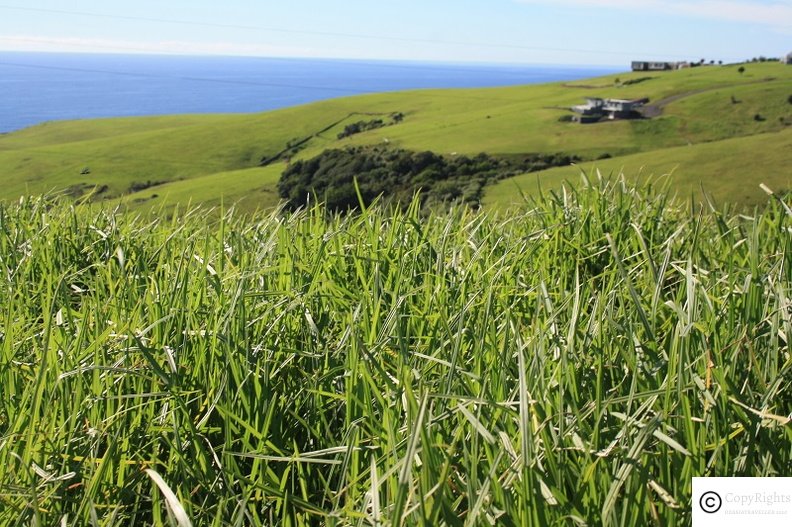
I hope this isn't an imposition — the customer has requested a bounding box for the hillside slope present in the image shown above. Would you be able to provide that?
[1,62,790,209]
[484,127,792,209]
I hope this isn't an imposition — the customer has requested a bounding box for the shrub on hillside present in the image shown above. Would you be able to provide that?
[337,119,385,139]
[277,147,514,211]
[337,113,405,139]
[128,180,164,193]
[278,147,584,212]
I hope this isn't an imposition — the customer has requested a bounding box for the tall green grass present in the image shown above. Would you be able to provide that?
[1,178,790,525]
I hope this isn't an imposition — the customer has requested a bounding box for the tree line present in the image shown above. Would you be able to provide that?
[277,146,580,211]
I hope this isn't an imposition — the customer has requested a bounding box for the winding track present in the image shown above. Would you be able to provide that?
[640,78,777,117]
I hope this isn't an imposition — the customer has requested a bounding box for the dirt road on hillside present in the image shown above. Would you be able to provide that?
[639,78,777,117]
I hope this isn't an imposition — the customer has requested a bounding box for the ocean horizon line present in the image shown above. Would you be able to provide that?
[0,53,622,133]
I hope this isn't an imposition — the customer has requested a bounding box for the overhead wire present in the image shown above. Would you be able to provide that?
[0,36,617,77]
[0,3,723,109]
[0,4,736,153]
[0,4,725,61]
[0,3,768,200]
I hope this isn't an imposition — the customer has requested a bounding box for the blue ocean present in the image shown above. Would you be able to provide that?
[0,52,619,133]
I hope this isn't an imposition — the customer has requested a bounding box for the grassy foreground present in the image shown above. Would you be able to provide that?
[1,179,791,525]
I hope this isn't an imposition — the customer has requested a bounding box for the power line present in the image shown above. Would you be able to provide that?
[0,37,619,78]
[0,4,717,61]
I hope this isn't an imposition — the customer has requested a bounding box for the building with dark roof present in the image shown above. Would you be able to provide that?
[631,61,686,71]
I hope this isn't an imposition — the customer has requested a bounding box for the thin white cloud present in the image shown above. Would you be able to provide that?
[0,35,324,58]
[515,0,792,28]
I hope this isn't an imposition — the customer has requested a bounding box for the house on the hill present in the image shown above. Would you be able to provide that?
[603,99,640,119]
[572,97,605,115]
[571,98,605,123]
[632,61,677,71]
[570,97,648,122]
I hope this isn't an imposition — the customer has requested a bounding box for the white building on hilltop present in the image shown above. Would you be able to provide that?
[570,97,649,122]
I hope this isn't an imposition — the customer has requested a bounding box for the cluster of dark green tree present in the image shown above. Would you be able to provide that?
[508,152,582,172]
[337,112,405,139]
[278,146,519,211]
[337,119,385,139]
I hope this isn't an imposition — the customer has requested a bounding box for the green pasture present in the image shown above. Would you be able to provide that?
[484,127,792,209]
[0,62,790,210]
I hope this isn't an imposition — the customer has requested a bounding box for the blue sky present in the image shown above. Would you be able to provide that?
[0,1,789,65]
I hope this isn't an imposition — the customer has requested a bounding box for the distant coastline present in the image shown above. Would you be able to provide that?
[0,52,620,133]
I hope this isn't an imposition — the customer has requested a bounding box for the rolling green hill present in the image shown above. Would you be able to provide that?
[484,127,792,209]
[1,61,790,210]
